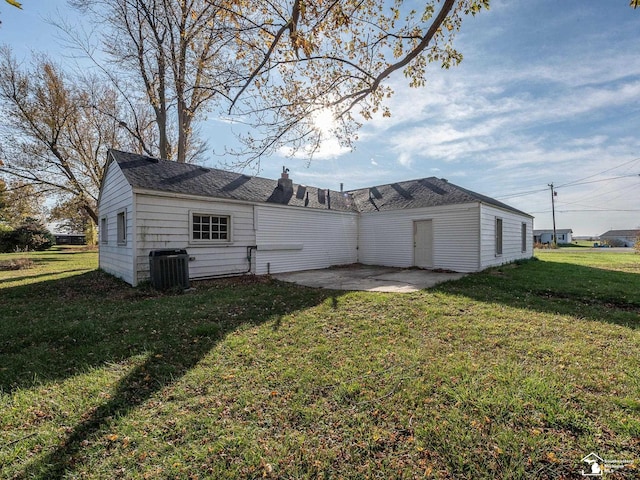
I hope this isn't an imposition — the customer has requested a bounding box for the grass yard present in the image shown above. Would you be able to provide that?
[1,248,639,479]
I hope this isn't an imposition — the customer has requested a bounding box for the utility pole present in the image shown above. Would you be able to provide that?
[548,183,557,247]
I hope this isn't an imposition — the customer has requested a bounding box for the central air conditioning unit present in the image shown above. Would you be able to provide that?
[148,249,190,290]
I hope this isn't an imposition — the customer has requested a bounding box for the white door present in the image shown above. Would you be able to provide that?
[414,220,433,268]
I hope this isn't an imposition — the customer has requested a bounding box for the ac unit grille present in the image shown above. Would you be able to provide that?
[149,250,190,290]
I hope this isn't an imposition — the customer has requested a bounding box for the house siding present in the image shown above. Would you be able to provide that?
[480,204,533,269]
[254,205,358,275]
[98,161,135,285]
[134,193,256,283]
[358,203,481,273]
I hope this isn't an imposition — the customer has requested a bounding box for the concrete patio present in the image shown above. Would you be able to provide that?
[273,265,467,293]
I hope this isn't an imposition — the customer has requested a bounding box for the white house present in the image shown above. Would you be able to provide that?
[533,229,573,245]
[98,150,534,286]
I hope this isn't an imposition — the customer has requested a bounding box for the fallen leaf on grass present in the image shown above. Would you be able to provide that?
[546,452,559,463]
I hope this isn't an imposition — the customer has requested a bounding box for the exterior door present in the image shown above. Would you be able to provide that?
[414,220,433,268]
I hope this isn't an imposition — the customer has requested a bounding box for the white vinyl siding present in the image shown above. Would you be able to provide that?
[480,204,533,269]
[134,194,255,282]
[98,160,134,285]
[254,205,358,275]
[359,203,481,273]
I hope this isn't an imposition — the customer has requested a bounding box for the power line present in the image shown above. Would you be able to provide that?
[555,174,640,189]
[495,174,639,200]
[529,208,640,214]
[559,181,638,207]
[555,156,640,188]
[494,188,549,200]
[494,158,640,200]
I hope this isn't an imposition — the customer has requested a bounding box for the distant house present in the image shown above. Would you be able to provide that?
[98,150,534,286]
[599,229,640,247]
[533,229,573,245]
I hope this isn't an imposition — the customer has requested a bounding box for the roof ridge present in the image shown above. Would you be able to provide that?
[107,150,531,217]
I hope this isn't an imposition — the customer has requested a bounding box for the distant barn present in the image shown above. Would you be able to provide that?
[599,229,640,247]
[54,233,86,245]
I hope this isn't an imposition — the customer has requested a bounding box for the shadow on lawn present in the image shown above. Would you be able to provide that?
[1,270,333,479]
[0,268,91,286]
[435,259,640,329]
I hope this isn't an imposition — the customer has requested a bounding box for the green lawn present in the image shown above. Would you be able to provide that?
[1,248,638,479]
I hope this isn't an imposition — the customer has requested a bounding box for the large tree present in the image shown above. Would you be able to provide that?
[0,47,149,224]
[69,0,240,163]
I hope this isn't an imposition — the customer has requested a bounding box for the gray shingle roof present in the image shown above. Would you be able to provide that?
[108,149,532,217]
[109,150,356,212]
[347,177,532,217]
[600,229,640,237]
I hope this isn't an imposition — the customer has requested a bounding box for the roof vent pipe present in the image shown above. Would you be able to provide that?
[340,182,343,192]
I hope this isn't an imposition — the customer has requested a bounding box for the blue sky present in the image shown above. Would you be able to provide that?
[2,1,639,236]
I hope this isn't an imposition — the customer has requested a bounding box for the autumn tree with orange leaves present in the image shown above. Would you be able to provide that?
[224,0,490,165]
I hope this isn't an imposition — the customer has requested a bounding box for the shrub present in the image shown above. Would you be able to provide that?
[0,219,54,253]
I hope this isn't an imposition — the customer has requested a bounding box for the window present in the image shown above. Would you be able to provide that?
[495,218,503,256]
[191,213,230,242]
[521,223,527,252]
[117,210,127,245]
[101,217,108,244]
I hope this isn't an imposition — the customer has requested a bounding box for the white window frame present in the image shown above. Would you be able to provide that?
[100,216,108,244]
[189,211,232,244]
[116,209,127,246]
[521,222,527,253]
[495,217,503,256]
